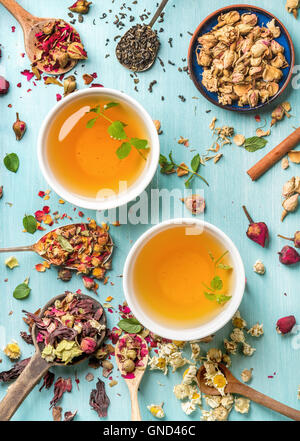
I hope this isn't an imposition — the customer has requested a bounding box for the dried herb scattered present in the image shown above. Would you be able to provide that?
[86,102,149,160]
[20,331,33,345]
[39,371,55,392]
[242,205,269,247]
[90,378,110,418]
[3,153,19,173]
[116,24,159,72]
[69,1,92,14]
[13,279,31,300]
[118,318,142,334]
[13,113,26,141]
[64,410,77,421]
[23,214,37,234]
[50,377,72,408]
[0,358,30,383]
[244,136,268,152]
[159,152,209,187]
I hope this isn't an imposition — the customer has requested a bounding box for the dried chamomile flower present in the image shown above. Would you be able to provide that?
[256,128,270,138]
[230,328,245,343]
[241,368,253,383]
[212,405,230,421]
[232,311,247,329]
[253,259,265,275]
[173,383,191,400]
[203,361,218,379]
[182,365,198,385]
[207,348,222,363]
[168,351,190,373]
[212,371,227,396]
[4,342,21,360]
[189,388,201,406]
[224,339,238,355]
[242,342,256,357]
[148,356,167,375]
[190,342,201,361]
[205,395,222,409]
[181,401,196,415]
[222,354,231,368]
[247,323,264,337]
[147,403,165,419]
[233,134,245,146]
[172,340,186,349]
[201,409,216,421]
[234,397,250,414]
[5,256,19,269]
[221,394,234,409]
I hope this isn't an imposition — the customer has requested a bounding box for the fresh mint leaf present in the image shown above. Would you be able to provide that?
[108,121,126,140]
[86,118,97,128]
[118,318,142,334]
[4,153,19,173]
[217,263,232,270]
[130,138,148,149]
[13,282,31,300]
[104,102,119,110]
[191,154,200,172]
[216,295,231,304]
[23,215,37,234]
[211,276,223,291]
[204,292,216,301]
[244,136,267,152]
[89,105,101,114]
[57,235,74,253]
[116,142,131,159]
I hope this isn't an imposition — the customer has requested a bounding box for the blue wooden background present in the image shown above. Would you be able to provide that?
[0,0,299,421]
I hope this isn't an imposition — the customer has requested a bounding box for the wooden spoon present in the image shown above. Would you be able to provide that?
[197,364,300,421]
[116,0,170,72]
[0,223,114,270]
[0,0,79,74]
[0,293,106,421]
[115,334,149,421]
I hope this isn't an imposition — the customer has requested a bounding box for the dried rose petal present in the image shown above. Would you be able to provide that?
[276,315,296,334]
[278,246,300,265]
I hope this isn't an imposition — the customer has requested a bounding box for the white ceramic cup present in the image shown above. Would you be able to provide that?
[37,88,160,210]
[123,218,245,341]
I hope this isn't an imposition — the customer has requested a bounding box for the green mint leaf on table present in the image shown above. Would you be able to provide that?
[204,292,216,301]
[13,281,31,300]
[244,136,268,152]
[4,153,19,173]
[130,138,148,149]
[104,102,119,110]
[23,215,37,234]
[116,142,132,159]
[57,235,74,253]
[191,154,200,172]
[86,118,97,128]
[108,121,126,140]
[211,276,223,291]
[118,318,142,334]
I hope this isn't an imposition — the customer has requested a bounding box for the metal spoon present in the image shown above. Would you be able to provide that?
[0,223,114,270]
[0,292,106,421]
[115,334,149,421]
[116,0,169,72]
[197,364,300,421]
[0,0,80,74]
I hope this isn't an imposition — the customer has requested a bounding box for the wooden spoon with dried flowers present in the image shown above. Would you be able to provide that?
[0,0,87,75]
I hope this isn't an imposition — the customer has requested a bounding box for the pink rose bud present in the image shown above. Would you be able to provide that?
[278,246,300,265]
[80,337,97,354]
[0,76,9,95]
[82,276,96,291]
[276,316,296,334]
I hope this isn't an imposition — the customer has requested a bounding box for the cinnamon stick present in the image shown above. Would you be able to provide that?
[247,127,300,181]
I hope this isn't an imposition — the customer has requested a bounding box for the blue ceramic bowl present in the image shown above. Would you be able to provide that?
[188,4,295,112]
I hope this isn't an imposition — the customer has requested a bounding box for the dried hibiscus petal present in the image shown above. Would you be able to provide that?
[242,205,269,247]
[0,358,30,382]
[90,378,110,418]
[50,377,72,408]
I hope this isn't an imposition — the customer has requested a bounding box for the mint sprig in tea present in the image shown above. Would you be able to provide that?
[133,226,234,328]
[46,95,150,197]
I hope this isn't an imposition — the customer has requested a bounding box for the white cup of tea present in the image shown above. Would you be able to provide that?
[37,88,160,210]
[123,218,245,341]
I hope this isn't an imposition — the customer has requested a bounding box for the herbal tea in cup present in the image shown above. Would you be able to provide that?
[46,93,150,199]
[132,225,234,329]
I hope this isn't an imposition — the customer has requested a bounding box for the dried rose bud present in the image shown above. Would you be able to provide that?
[67,42,88,60]
[123,359,135,373]
[82,276,97,291]
[281,193,299,221]
[69,1,92,14]
[278,231,300,248]
[0,76,10,95]
[278,245,300,265]
[276,315,296,334]
[57,268,72,282]
[80,337,97,354]
[64,75,76,96]
[12,113,26,141]
[182,194,205,215]
[0,185,3,199]
[243,206,269,248]
[53,50,69,69]
[43,21,55,35]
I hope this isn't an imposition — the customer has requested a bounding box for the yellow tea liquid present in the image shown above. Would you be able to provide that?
[46,95,149,198]
[133,226,234,328]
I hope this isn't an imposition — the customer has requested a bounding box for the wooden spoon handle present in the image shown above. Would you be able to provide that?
[0,245,34,253]
[231,383,300,421]
[0,0,37,33]
[149,0,169,28]
[0,353,50,421]
[129,387,141,421]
